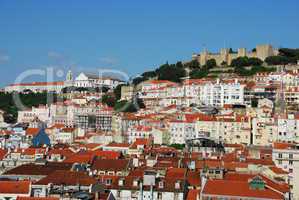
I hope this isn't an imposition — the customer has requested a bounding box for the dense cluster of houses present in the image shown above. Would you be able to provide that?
[1,69,299,199]
[130,70,299,109]
[0,138,297,200]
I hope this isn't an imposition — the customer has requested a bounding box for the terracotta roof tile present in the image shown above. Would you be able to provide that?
[0,180,30,194]
[35,170,96,186]
[25,128,40,136]
[202,179,284,199]
[17,197,59,200]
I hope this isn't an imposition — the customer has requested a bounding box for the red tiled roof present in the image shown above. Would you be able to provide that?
[186,189,199,200]
[245,158,274,166]
[9,81,64,86]
[145,80,176,85]
[61,127,76,132]
[130,138,152,149]
[17,197,59,200]
[187,171,201,187]
[35,170,96,186]
[202,179,284,199]
[63,151,95,164]
[273,142,296,150]
[4,162,73,176]
[106,142,130,148]
[134,125,152,132]
[0,180,30,194]
[92,150,121,159]
[12,148,46,156]
[25,128,40,136]
[91,159,130,171]
[0,148,8,160]
[166,168,186,180]
[79,143,102,150]
[224,173,289,194]
[269,166,289,175]
[48,148,74,158]
[0,130,13,135]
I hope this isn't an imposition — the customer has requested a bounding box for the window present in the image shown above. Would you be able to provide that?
[117,190,121,198]
[106,179,112,185]
[158,192,162,199]
[278,153,282,158]
[289,160,293,165]
[289,154,293,159]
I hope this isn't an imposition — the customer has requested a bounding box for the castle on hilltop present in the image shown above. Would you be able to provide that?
[192,44,279,66]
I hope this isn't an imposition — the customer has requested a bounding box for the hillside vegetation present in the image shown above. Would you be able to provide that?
[0,92,58,123]
[132,48,299,85]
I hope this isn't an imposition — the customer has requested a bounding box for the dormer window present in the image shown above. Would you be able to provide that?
[118,178,125,186]
[158,181,164,189]
[175,180,180,189]
[106,178,112,185]
[133,179,139,187]
[249,176,265,190]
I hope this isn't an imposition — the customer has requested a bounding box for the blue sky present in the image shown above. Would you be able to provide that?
[0,0,299,86]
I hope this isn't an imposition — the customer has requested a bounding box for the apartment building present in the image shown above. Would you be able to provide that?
[199,79,245,107]
[272,143,299,199]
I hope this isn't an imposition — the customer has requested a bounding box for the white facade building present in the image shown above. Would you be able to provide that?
[17,105,50,123]
[272,143,299,199]
[74,72,124,89]
[199,79,245,107]
[5,81,65,93]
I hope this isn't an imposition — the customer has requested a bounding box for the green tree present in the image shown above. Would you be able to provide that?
[142,71,156,79]
[0,92,58,123]
[101,94,116,107]
[251,99,258,108]
[248,57,263,66]
[230,57,250,68]
[265,56,289,65]
[187,60,200,69]
[206,59,217,69]
[136,98,145,109]
[114,100,137,112]
[175,61,184,68]
[156,63,186,82]
[220,61,227,66]
[113,84,125,101]
[132,76,146,85]
[190,68,209,79]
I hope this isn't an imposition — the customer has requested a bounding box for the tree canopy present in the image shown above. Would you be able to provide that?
[0,92,59,123]
[101,94,116,107]
[114,100,137,112]
[265,56,289,65]
[156,62,186,82]
[206,59,217,69]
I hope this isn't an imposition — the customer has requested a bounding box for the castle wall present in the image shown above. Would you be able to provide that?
[194,44,277,66]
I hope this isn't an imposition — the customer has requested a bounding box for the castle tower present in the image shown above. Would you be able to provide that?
[256,44,275,61]
[220,48,230,65]
[238,48,247,57]
[200,49,209,66]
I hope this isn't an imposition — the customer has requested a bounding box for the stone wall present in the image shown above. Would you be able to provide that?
[193,44,278,66]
